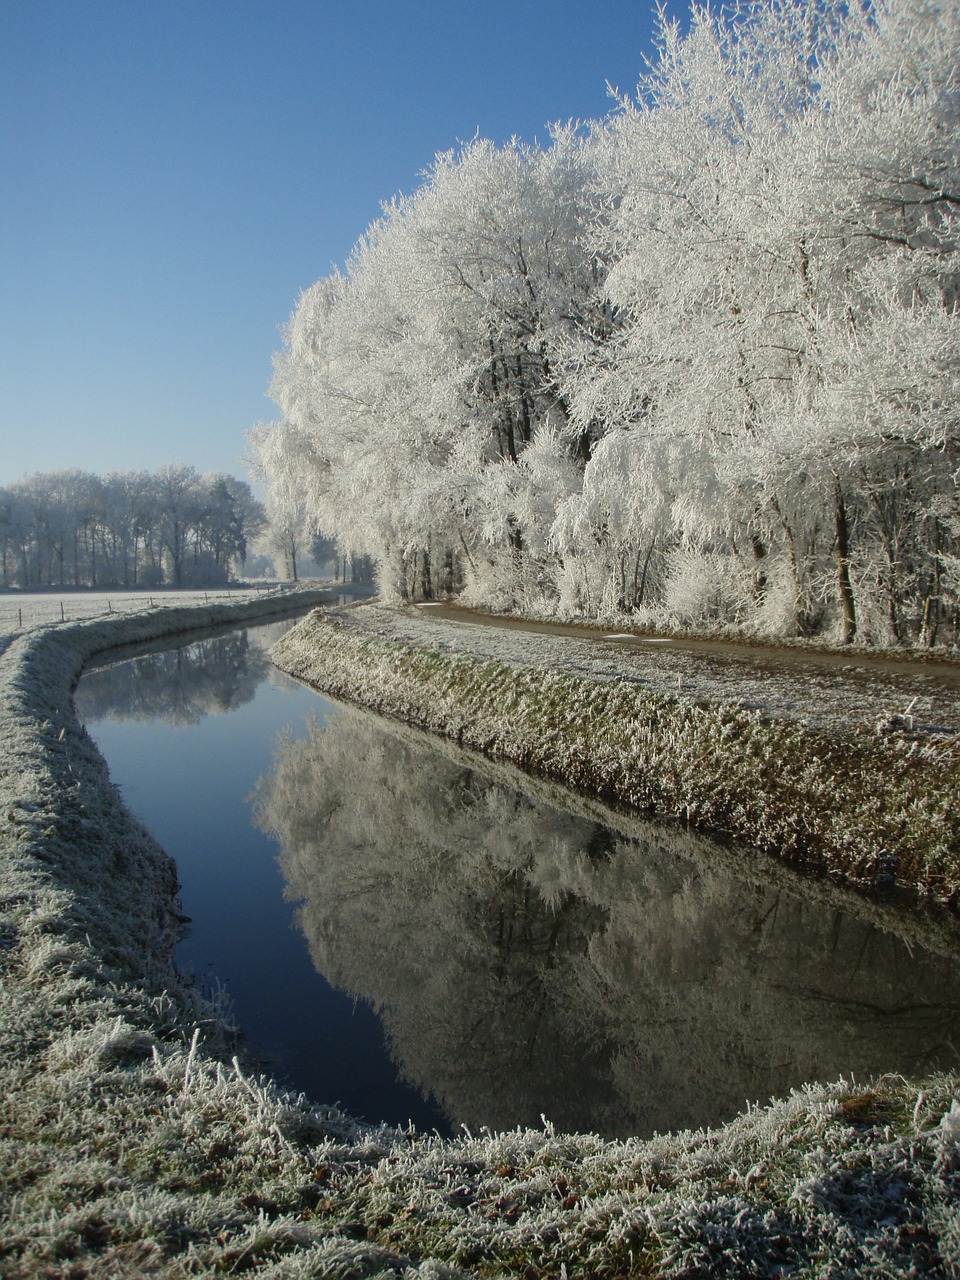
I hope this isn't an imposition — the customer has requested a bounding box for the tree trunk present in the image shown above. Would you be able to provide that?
[420,547,432,600]
[834,482,857,644]
[750,528,767,602]
[919,519,942,647]
[634,536,656,606]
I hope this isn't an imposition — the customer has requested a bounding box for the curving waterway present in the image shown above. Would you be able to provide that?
[75,620,960,1139]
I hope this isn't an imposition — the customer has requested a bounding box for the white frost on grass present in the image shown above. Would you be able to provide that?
[0,585,291,638]
[1,591,958,1277]
[316,603,960,738]
[271,604,960,901]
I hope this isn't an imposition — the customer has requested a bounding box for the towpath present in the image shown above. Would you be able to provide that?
[334,601,960,742]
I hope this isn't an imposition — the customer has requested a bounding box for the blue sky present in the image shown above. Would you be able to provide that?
[1,0,668,489]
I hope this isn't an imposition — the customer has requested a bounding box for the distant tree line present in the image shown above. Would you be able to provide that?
[0,465,265,589]
[252,0,960,645]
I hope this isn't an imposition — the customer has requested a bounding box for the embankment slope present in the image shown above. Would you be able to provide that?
[272,604,960,900]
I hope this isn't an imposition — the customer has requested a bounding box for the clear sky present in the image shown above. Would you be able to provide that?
[1,0,669,489]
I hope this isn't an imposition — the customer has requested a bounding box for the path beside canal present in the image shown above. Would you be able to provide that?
[272,602,960,901]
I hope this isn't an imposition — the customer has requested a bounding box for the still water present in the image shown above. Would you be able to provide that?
[76,621,960,1139]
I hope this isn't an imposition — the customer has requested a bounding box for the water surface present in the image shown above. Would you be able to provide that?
[78,620,447,1132]
[76,622,960,1139]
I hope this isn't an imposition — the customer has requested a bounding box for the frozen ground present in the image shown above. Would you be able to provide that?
[368,602,960,741]
[1,593,958,1277]
[0,584,305,640]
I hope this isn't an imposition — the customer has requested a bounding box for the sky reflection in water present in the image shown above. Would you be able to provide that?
[77,620,448,1133]
[77,622,960,1138]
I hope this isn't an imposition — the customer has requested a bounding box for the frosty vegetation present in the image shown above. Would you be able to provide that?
[1,596,959,1276]
[0,465,265,588]
[251,0,960,647]
[271,605,960,899]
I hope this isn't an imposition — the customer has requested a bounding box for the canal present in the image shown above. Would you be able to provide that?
[75,618,960,1138]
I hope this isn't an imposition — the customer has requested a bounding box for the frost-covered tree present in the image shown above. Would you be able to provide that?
[257,132,607,607]
[197,474,264,582]
[254,0,959,643]
[564,0,959,640]
[0,466,265,588]
[155,464,204,587]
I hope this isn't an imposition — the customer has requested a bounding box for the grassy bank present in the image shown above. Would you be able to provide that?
[1,595,958,1277]
[272,609,960,902]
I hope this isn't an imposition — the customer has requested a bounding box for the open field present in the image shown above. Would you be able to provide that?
[0,585,310,637]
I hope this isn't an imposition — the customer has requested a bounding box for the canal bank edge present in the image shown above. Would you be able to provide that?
[1,594,958,1278]
[271,606,960,903]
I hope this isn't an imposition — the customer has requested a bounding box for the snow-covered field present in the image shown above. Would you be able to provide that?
[0,584,297,638]
[1,594,958,1277]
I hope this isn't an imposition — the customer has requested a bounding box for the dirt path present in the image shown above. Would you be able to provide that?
[418,602,960,684]
[346,602,960,739]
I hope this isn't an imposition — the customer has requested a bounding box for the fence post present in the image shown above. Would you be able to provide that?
[60,602,65,622]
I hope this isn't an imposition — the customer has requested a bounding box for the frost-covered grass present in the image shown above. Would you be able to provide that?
[0,584,304,639]
[272,606,960,901]
[2,592,959,1277]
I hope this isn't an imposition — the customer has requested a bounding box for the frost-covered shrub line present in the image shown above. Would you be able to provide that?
[272,608,960,901]
[2,592,958,1277]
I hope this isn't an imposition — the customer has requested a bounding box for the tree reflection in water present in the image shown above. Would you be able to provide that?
[76,628,282,725]
[254,706,960,1138]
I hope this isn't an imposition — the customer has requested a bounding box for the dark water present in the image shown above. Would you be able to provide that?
[77,619,448,1133]
[76,622,960,1139]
